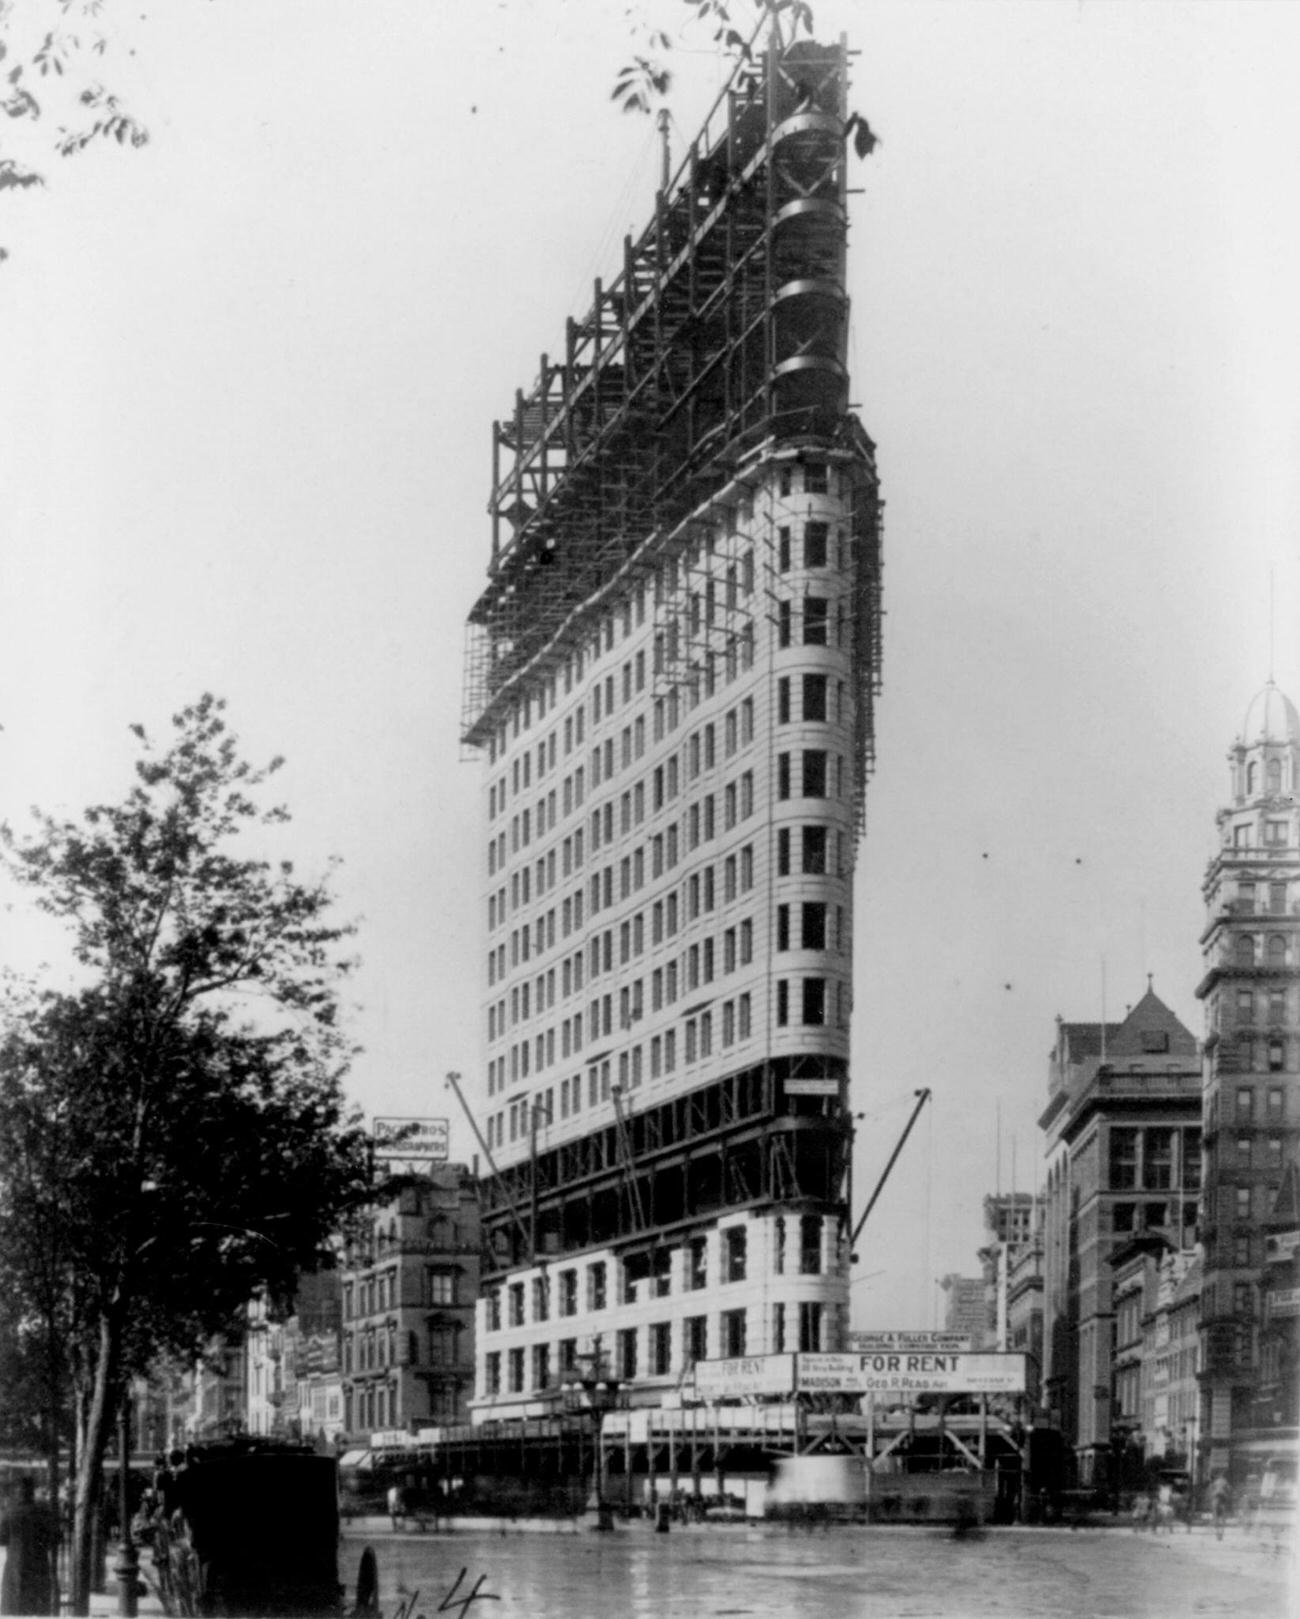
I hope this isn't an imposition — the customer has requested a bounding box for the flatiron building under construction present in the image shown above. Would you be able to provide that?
[461,34,883,1418]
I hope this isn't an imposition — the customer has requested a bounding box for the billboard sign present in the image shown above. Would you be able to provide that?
[799,1351,1025,1395]
[1267,1286,1300,1319]
[692,1354,795,1399]
[373,1116,450,1163]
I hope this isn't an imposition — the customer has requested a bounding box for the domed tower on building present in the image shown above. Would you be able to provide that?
[1196,681,1300,1481]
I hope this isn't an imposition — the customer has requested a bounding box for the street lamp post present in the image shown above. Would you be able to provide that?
[562,1343,620,1531]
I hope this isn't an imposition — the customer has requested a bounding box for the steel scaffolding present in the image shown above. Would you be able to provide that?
[463,36,880,755]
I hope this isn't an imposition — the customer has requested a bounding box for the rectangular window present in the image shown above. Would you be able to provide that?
[804,521,828,567]
[725,1226,747,1282]
[1109,1127,1139,1189]
[651,1321,672,1376]
[1143,1127,1174,1190]
[799,1214,822,1275]
[777,827,791,876]
[802,902,827,950]
[801,977,826,1025]
[778,677,791,724]
[722,1308,746,1358]
[803,673,828,722]
[776,980,789,1027]
[587,1263,607,1311]
[803,598,828,646]
[802,751,827,796]
[777,753,791,800]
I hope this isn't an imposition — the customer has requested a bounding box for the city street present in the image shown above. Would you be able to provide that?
[342,1521,1295,1619]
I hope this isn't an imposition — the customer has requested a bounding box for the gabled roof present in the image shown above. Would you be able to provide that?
[1171,1249,1202,1306]
[1106,986,1198,1058]
[1266,1160,1300,1228]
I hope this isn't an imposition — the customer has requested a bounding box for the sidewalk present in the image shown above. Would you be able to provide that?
[0,1544,167,1618]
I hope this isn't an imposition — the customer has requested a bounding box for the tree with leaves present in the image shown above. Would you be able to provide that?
[0,695,373,1614]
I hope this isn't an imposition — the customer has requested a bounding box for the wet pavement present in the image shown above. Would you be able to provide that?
[341,1520,1295,1619]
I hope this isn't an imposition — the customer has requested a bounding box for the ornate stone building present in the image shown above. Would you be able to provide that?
[1196,681,1300,1479]
[1039,989,1201,1483]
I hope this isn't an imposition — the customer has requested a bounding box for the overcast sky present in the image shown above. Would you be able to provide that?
[2,0,1297,1330]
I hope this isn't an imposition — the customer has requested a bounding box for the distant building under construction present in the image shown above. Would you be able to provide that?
[462,34,883,1419]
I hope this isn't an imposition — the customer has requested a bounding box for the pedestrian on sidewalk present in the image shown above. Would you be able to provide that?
[0,1476,58,1616]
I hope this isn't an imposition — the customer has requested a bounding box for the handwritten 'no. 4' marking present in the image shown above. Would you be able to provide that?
[391,1567,502,1619]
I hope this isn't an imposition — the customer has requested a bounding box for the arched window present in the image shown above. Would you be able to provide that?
[1266,758,1282,793]
[1236,935,1257,968]
[1267,935,1287,967]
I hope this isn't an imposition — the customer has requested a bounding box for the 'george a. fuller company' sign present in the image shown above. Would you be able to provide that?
[846,1331,972,1355]
[799,1351,1026,1394]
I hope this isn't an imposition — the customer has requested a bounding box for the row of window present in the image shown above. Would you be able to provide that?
[1107,1128,1201,1192]
[487,1222,825,1335]
[486,845,761,1049]
[483,458,853,765]
[487,993,759,1145]
[489,696,761,888]
[489,647,764,862]
[1230,984,1296,1024]
[489,826,762,976]
[482,1304,826,1394]
[775,520,847,574]
[342,1323,463,1375]
[1241,757,1289,797]
[343,1267,461,1319]
[1230,819,1293,848]
[1229,933,1294,967]
[488,971,846,1129]
[1219,1083,1288,1123]
[343,1383,460,1437]
[776,749,849,801]
[1231,880,1292,915]
[774,596,848,650]
[1219,1182,1284,1222]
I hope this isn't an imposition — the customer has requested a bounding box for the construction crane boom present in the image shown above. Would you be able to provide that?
[850,1087,931,1254]
[445,1069,533,1262]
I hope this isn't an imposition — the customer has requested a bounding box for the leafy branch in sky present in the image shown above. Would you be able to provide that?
[0,0,147,258]
[612,0,878,159]
[612,0,816,115]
